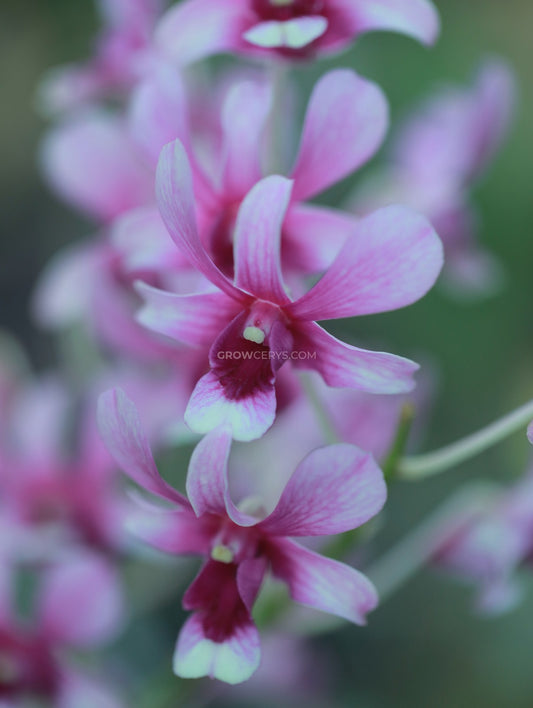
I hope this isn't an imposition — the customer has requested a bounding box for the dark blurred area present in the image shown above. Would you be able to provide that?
[1,1,533,706]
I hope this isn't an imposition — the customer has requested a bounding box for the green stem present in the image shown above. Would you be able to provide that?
[367,482,499,602]
[397,398,533,481]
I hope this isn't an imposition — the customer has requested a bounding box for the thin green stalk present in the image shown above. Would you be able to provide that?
[397,398,533,480]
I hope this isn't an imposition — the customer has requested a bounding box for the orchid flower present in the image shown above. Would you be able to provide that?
[39,0,164,114]
[352,60,516,298]
[136,140,443,440]
[98,388,387,684]
[155,0,439,65]
[0,553,124,707]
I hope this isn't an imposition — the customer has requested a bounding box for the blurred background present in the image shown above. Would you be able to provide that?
[1,0,533,706]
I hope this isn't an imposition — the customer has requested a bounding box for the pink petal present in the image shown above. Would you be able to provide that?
[135,283,241,348]
[234,175,292,304]
[41,111,151,222]
[528,421,533,445]
[293,321,418,394]
[268,538,378,624]
[288,206,443,321]
[220,80,272,200]
[173,612,260,684]
[156,140,241,299]
[290,69,388,202]
[333,0,440,46]
[126,504,211,555]
[58,670,125,708]
[259,444,386,537]
[97,0,162,30]
[155,0,249,65]
[243,17,328,49]
[97,388,188,505]
[185,371,276,442]
[111,206,189,275]
[128,63,189,168]
[39,553,124,648]
[282,203,358,273]
[237,557,268,612]
[32,241,102,329]
[186,427,257,526]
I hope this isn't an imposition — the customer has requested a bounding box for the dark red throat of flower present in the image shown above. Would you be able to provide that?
[0,630,58,700]
[211,314,277,401]
[252,0,326,22]
[184,561,251,643]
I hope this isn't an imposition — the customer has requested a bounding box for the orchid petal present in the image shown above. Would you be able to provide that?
[135,283,241,348]
[333,0,440,46]
[234,175,292,304]
[259,444,386,537]
[290,69,388,201]
[173,612,260,684]
[269,538,378,624]
[220,80,272,200]
[97,388,188,505]
[32,241,102,329]
[155,0,248,65]
[111,206,189,275]
[186,427,257,526]
[156,140,241,298]
[185,371,276,442]
[126,505,211,555]
[39,553,124,647]
[283,203,357,272]
[128,63,190,168]
[293,321,418,394]
[288,206,443,321]
[41,111,151,222]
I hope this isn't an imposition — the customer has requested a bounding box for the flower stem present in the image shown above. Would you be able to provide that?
[397,398,533,481]
[367,481,499,602]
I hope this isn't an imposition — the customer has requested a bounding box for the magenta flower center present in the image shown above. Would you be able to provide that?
[211,303,292,401]
[252,0,326,22]
[0,630,58,700]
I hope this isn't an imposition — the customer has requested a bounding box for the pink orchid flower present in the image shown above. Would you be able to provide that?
[120,66,388,281]
[98,388,387,684]
[0,553,124,707]
[136,140,443,440]
[0,375,128,559]
[155,0,439,65]
[353,60,516,298]
[434,473,533,615]
[39,0,164,114]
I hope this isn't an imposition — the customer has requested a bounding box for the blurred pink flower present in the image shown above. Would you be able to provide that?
[353,60,516,298]
[136,140,443,440]
[434,472,533,614]
[0,553,124,706]
[155,0,439,65]
[39,0,164,113]
[98,388,387,683]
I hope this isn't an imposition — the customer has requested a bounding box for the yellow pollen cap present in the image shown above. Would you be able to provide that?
[211,544,235,564]
[243,326,265,345]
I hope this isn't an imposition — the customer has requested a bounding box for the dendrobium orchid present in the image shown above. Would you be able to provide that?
[97,388,387,684]
[353,60,515,297]
[0,553,124,707]
[136,140,443,440]
[40,0,164,113]
[434,472,533,614]
[156,0,440,65]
